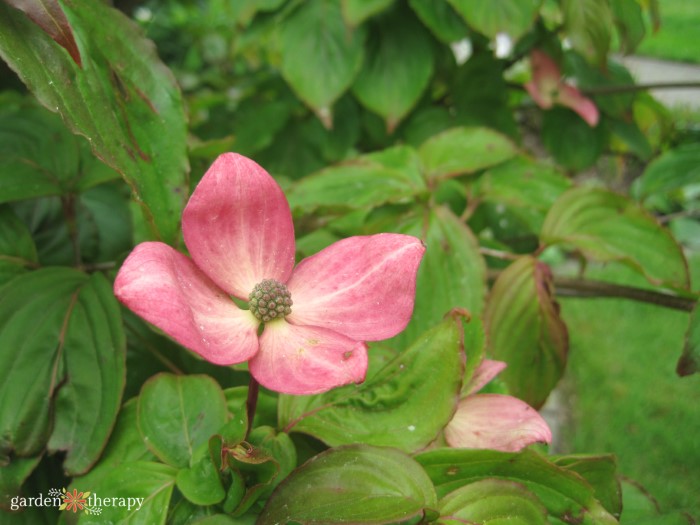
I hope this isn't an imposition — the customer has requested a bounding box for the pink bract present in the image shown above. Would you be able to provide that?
[114,153,425,395]
[525,49,600,127]
[445,359,552,452]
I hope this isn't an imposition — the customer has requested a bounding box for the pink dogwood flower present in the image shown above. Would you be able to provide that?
[114,153,425,395]
[445,359,552,451]
[525,49,600,127]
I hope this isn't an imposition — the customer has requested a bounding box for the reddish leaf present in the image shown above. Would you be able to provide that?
[4,0,82,66]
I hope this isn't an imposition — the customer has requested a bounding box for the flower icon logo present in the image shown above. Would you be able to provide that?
[59,488,90,513]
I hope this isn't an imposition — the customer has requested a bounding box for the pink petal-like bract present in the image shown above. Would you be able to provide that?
[557,84,600,127]
[464,359,507,396]
[114,242,260,365]
[182,153,296,299]
[445,393,552,452]
[286,234,425,341]
[249,321,368,395]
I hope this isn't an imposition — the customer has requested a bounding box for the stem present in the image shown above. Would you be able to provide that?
[61,194,81,266]
[583,81,700,96]
[553,276,697,312]
[245,375,260,439]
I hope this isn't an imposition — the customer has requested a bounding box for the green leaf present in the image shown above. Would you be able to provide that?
[631,144,700,209]
[0,455,42,509]
[4,0,82,66]
[352,7,434,131]
[137,374,228,468]
[258,445,438,525]
[541,108,605,171]
[279,0,365,126]
[0,106,118,202]
[288,145,426,214]
[484,256,568,409]
[553,455,622,519]
[76,461,177,525]
[474,157,572,233]
[0,269,125,475]
[439,478,548,525]
[176,448,226,506]
[541,187,690,289]
[342,0,394,26]
[394,206,486,347]
[448,0,541,40]
[0,0,189,244]
[416,448,618,525]
[279,315,465,453]
[409,0,469,43]
[419,127,518,181]
[609,118,653,161]
[611,0,646,54]
[677,301,700,377]
[561,0,612,64]
[0,205,37,285]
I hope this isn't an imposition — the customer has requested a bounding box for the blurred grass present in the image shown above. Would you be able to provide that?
[636,0,700,63]
[560,261,700,518]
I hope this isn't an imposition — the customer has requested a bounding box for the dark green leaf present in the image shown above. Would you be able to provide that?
[561,0,612,64]
[609,118,653,161]
[409,0,469,43]
[448,0,541,40]
[611,0,646,54]
[541,108,605,171]
[259,445,438,525]
[0,106,118,202]
[632,144,700,208]
[279,0,365,126]
[176,448,226,506]
[439,478,548,525]
[279,315,465,453]
[3,0,81,66]
[341,0,394,26]
[0,455,42,509]
[677,301,700,376]
[419,127,518,181]
[288,145,425,214]
[394,206,486,347]
[541,187,689,289]
[0,205,37,285]
[0,0,189,244]
[76,462,177,525]
[553,455,622,518]
[416,448,618,524]
[0,269,125,475]
[137,374,228,468]
[484,256,568,409]
[352,8,434,131]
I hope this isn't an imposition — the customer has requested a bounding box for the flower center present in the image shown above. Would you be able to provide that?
[248,279,293,322]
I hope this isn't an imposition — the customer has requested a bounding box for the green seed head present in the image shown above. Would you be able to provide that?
[248,279,293,322]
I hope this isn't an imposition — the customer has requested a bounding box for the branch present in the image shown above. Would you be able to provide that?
[582,81,700,96]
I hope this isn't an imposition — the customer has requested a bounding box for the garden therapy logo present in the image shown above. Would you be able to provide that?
[9,487,144,514]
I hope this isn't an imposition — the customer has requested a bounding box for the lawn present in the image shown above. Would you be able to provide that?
[559,262,700,519]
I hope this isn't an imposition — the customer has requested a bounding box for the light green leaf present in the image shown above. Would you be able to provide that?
[287,145,426,214]
[677,301,700,377]
[279,315,465,453]
[0,269,125,475]
[0,0,189,244]
[553,455,622,519]
[631,144,700,208]
[279,0,365,126]
[484,256,568,409]
[137,374,228,468]
[439,479,548,525]
[258,445,438,525]
[561,0,612,64]
[419,127,518,181]
[541,187,689,289]
[611,0,646,54]
[342,0,394,26]
[352,8,434,131]
[448,0,542,40]
[76,462,177,525]
[0,205,37,286]
[176,449,225,506]
[394,206,486,347]
[416,448,618,525]
[409,0,469,43]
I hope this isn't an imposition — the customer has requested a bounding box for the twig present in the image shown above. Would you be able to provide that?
[583,81,700,96]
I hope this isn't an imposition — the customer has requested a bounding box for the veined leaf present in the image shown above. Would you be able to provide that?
[541,186,689,289]
[0,206,38,286]
[0,269,125,475]
[0,0,189,244]
[259,445,438,525]
[484,256,568,409]
[561,0,612,64]
[448,0,542,40]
